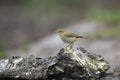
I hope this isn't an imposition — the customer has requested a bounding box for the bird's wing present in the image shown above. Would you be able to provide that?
[65,33,79,38]
[65,33,87,39]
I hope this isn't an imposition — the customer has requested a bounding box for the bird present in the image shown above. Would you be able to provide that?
[56,28,88,49]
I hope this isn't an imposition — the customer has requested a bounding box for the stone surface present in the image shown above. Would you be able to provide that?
[0,47,110,80]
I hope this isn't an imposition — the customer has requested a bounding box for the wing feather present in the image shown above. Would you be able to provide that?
[65,33,87,39]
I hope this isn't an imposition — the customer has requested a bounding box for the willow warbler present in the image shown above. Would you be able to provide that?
[56,28,87,48]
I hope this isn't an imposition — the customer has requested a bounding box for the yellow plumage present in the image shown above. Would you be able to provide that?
[56,28,87,48]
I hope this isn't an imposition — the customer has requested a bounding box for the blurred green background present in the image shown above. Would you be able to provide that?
[0,0,120,59]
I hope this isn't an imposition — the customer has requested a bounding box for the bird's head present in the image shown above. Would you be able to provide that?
[56,28,64,33]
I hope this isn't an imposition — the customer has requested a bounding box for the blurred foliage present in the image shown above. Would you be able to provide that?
[24,0,85,20]
[91,26,120,39]
[98,26,120,38]
[25,0,85,8]
[21,44,31,52]
[0,45,6,59]
[87,10,120,25]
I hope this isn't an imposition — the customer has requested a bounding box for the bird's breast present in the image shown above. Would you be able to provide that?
[61,37,78,44]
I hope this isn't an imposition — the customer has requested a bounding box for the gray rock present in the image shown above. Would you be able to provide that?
[0,47,110,80]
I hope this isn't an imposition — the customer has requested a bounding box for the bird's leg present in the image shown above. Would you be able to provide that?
[66,42,74,50]
[66,44,70,50]
[69,42,74,49]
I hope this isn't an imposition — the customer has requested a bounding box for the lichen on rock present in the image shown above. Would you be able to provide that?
[0,47,110,80]
[50,47,110,80]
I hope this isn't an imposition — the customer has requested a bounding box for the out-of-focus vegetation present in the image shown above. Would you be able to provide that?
[24,0,85,21]
[21,44,31,52]
[87,10,120,25]
[90,26,120,39]
[87,10,120,39]
[0,45,6,59]
[99,26,120,38]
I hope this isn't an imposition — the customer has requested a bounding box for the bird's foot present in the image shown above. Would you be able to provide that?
[64,47,71,53]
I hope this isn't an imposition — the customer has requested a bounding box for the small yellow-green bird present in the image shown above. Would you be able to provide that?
[56,28,88,48]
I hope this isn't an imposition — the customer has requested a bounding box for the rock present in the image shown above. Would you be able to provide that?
[0,47,110,80]
[101,66,120,80]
